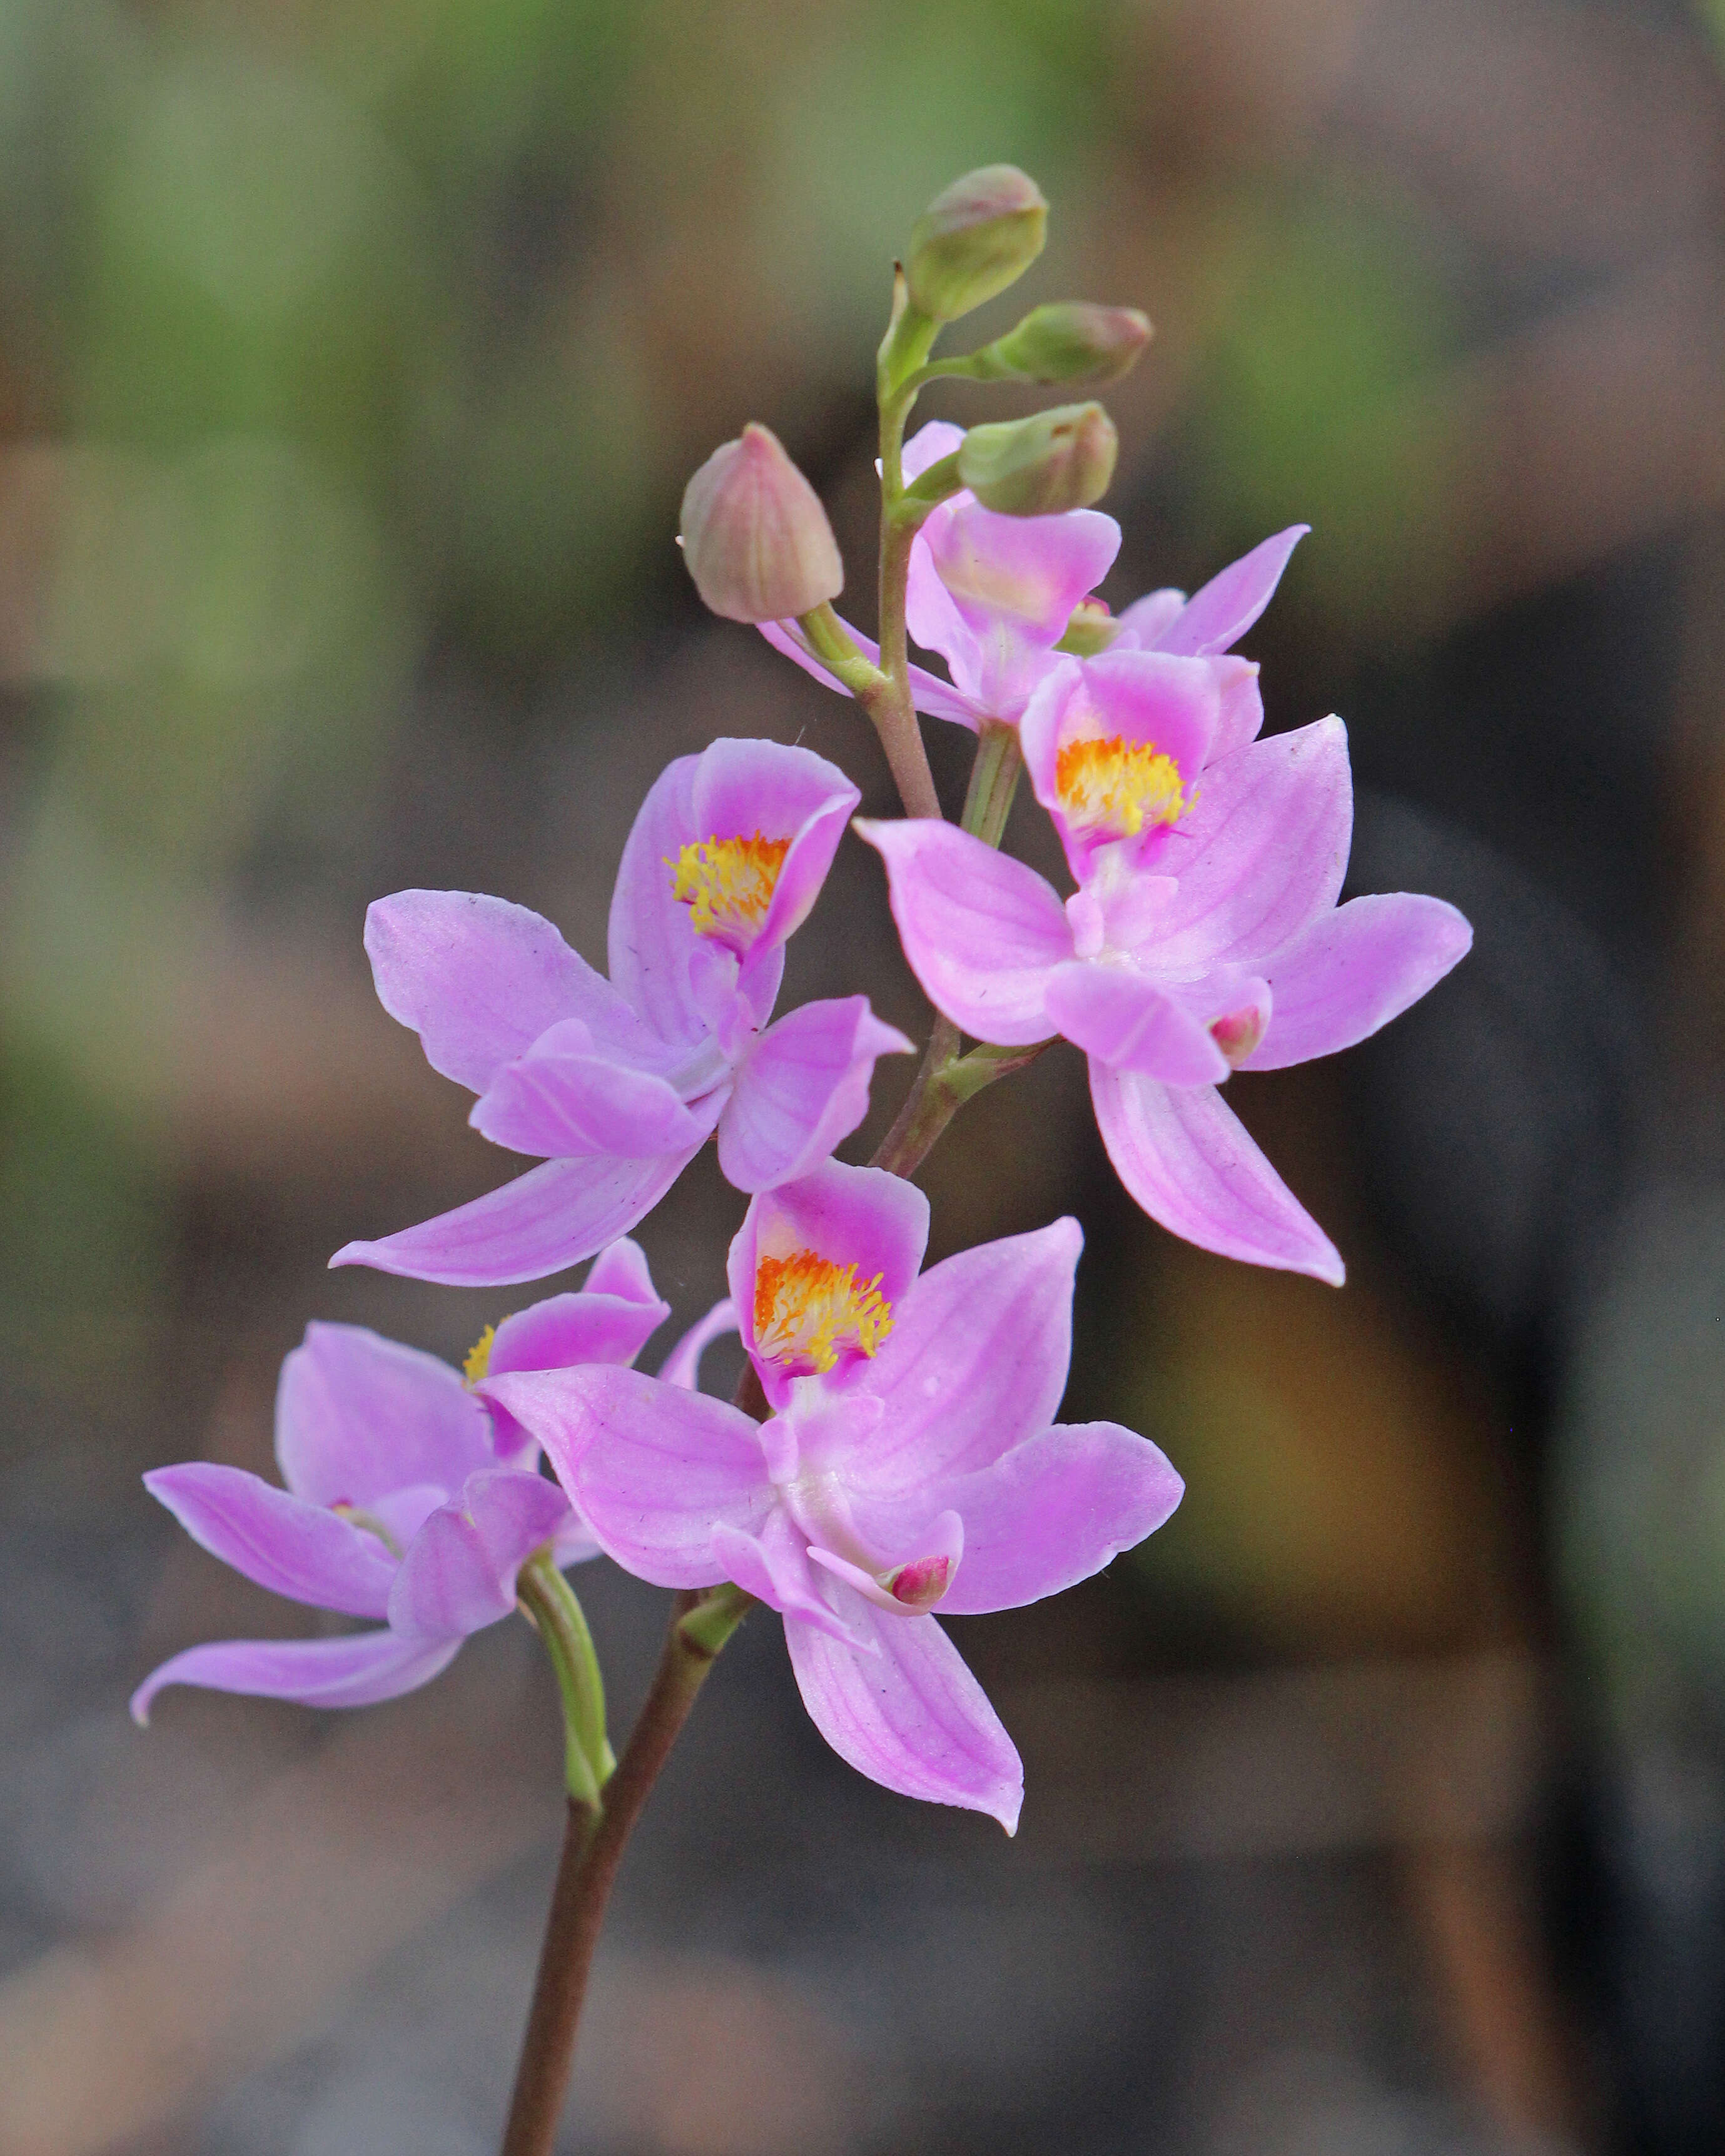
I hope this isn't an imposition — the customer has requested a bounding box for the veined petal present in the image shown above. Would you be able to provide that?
[711,1511,865,1642]
[719,998,913,1193]
[607,753,708,1051]
[784,1581,1023,1831]
[691,737,860,968]
[1090,1063,1344,1283]
[583,1237,660,1303]
[1043,961,1229,1083]
[926,1422,1183,1616]
[130,1630,460,1724]
[1242,892,1473,1071]
[657,1297,739,1390]
[1150,525,1308,658]
[364,890,651,1095]
[728,1159,929,1407]
[1208,656,1265,761]
[1141,717,1352,969]
[851,1218,1081,1487]
[387,1469,571,1639]
[471,1033,713,1159]
[275,1324,492,1510]
[859,818,1071,1046]
[487,1281,670,1387]
[756,617,989,731]
[143,1463,397,1619]
[1114,587,1185,647]
[480,1365,772,1587]
[330,1150,697,1287]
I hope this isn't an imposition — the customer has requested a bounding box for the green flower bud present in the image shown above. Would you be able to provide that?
[678,425,844,624]
[1055,598,1123,656]
[906,164,1048,321]
[956,402,1119,517]
[971,303,1152,388]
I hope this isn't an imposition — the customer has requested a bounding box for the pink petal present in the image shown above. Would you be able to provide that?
[1090,1063,1344,1283]
[1208,656,1265,761]
[852,1218,1083,1488]
[657,1297,739,1390]
[1021,652,1224,879]
[1151,525,1308,657]
[691,737,860,969]
[1043,961,1229,1083]
[363,889,648,1096]
[719,997,912,1193]
[470,1033,714,1158]
[728,1160,931,1408]
[906,525,986,702]
[1242,892,1474,1071]
[480,1365,772,1587]
[1114,587,1185,646]
[711,1511,864,1642]
[130,1630,461,1724]
[387,1468,572,1639]
[143,1463,397,1619]
[928,1422,1184,1615]
[921,498,1121,716]
[858,817,1071,1046]
[606,752,709,1052]
[784,1580,1023,1830]
[329,1150,698,1287]
[274,1324,493,1510]
[583,1237,660,1303]
[488,1286,670,1383]
[1140,717,1352,970]
[901,419,966,482]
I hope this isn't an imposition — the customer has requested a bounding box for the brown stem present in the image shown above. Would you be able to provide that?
[500,1588,748,2156]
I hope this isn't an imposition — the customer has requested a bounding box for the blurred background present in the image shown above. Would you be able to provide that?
[1,0,1722,2149]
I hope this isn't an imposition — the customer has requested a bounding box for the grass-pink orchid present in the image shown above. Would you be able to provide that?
[761,418,1307,732]
[480,1159,1183,1832]
[132,1241,692,1721]
[861,662,1472,1284]
[331,738,911,1287]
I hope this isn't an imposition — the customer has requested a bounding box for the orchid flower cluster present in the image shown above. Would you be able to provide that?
[132,165,1469,2152]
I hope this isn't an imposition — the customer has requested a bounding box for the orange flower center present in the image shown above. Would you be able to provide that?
[753,1247,893,1375]
[1055,734,1190,841]
[669,832,790,945]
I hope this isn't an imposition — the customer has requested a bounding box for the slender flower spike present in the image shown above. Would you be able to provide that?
[861,667,1473,1283]
[761,420,1307,732]
[131,1240,684,1720]
[481,1160,1184,1831]
[331,739,912,1286]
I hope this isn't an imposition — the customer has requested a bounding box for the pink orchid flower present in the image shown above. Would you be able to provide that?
[862,660,1472,1284]
[762,418,1307,731]
[332,739,911,1287]
[481,1160,1183,1831]
[132,1241,725,1719]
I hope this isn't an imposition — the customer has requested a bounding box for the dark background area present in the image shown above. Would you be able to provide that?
[3,0,1724,2149]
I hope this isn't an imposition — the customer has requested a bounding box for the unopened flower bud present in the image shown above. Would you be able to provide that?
[956,402,1118,517]
[679,424,844,624]
[1055,598,1123,657]
[973,303,1152,388]
[906,164,1048,321]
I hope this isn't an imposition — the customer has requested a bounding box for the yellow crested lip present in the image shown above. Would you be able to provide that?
[667,831,791,949]
[753,1247,893,1376]
[1055,731,1191,841]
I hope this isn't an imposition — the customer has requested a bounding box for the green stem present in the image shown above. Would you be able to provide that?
[959,721,1023,847]
[517,1553,612,1804]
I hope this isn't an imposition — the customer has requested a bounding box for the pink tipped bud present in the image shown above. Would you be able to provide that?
[974,303,1153,388]
[884,1553,954,1611]
[906,164,1048,321]
[679,424,844,624]
[1055,597,1122,657]
[956,401,1118,517]
[1210,1003,1268,1067]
